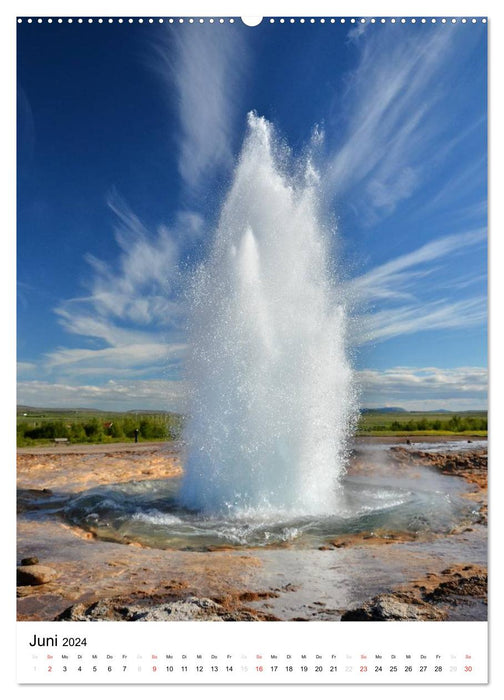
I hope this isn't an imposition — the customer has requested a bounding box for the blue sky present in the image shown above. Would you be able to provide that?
[17,16,487,411]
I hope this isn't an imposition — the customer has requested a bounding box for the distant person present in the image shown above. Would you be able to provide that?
[134,428,139,443]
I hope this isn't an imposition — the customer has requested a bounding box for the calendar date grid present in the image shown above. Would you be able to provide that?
[29,649,477,679]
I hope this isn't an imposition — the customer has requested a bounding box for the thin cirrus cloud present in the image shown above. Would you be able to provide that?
[153,24,249,190]
[44,26,249,385]
[348,228,486,303]
[83,190,183,328]
[345,227,486,344]
[356,297,486,345]
[324,24,485,219]
[421,154,487,219]
[49,194,190,381]
[44,343,185,372]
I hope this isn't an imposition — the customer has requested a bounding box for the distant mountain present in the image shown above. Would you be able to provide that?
[17,405,177,415]
[416,409,487,415]
[360,407,486,415]
[361,407,407,414]
[17,405,107,414]
[125,409,176,415]
[18,404,484,417]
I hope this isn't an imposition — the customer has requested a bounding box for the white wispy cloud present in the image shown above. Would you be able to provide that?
[49,195,190,385]
[355,297,486,345]
[49,21,250,388]
[346,22,369,43]
[421,154,487,217]
[17,379,187,412]
[348,228,486,304]
[44,343,186,373]
[82,190,182,328]
[324,24,484,219]
[154,24,248,189]
[54,309,155,347]
[345,227,486,344]
[17,362,37,377]
[17,367,487,413]
[357,366,487,410]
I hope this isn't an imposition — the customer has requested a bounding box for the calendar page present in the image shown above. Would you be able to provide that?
[15,2,489,687]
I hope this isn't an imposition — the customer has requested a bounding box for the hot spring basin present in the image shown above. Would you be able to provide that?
[62,462,478,550]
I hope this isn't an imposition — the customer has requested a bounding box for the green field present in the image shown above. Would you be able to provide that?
[17,409,183,447]
[16,407,487,447]
[357,410,487,437]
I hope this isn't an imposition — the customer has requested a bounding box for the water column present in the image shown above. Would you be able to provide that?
[179,113,357,515]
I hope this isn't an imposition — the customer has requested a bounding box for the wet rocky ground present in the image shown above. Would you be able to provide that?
[340,563,487,621]
[17,438,487,622]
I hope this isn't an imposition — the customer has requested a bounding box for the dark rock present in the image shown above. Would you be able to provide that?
[341,594,447,621]
[425,573,487,603]
[21,557,39,566]
[17,565,57,586]
[56,595,271,622]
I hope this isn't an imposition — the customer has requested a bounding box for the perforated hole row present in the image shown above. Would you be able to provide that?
[16,17,488,25]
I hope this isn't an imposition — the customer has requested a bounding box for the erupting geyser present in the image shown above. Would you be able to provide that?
[179,113,357,515]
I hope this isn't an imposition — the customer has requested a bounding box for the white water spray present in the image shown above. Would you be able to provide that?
[179,113,357,515]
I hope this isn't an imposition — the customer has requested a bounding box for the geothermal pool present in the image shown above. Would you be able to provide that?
[17,439,487,622]
[62,453,478,550]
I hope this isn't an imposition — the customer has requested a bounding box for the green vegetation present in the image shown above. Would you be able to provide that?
[17,410,184,447]
[357,410,487,436]
[16,407,487,447]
